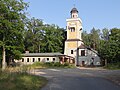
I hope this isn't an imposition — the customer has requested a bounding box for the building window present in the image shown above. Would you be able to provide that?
[33,58,35,62]
[80,28,82,31]
[38,58,40,62]
[73,15,74,18]
[22,58,24,62]
[27,58,29,62]
[53,58,55,62]
[47,58,49,61]
[71,50,73,54]
[81,50,85,56]
[70,27,75,32]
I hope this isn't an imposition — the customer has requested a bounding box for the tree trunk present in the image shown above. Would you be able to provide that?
[105,59,107,67]
[2,46,6,71]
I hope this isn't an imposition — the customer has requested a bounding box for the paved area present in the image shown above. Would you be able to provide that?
[31,68,120,90]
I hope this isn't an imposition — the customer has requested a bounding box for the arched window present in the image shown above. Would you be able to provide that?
[27,58,29,62]
[73,15,74,18]
[71,50,74,54]
[70,27,75,32]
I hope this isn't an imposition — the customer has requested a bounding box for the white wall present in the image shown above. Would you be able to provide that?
[15,56,60,65]
[78,49,101,66]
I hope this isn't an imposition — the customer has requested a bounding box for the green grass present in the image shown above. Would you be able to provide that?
[0,69,47,90]
[0,62,75,90]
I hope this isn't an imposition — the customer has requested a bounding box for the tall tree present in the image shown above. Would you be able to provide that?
[99,28,120,64]
[0,0,28,70]
[24,18,65,53]
[41,24,65,53]
[24,17,43,53]
[82,28,100,50]
[82,30,91,47]
[90,27,100,50]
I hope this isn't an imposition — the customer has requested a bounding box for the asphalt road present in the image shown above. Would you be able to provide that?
[32,68,120,90]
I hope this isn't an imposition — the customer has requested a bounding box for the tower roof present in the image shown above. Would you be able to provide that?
[70,7,78,13]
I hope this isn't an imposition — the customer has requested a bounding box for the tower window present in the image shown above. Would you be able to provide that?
[73,15,74,18]
[81,50,85,56]
[70,27,75,32]
[80,28,82,31]
[71,50,74,54]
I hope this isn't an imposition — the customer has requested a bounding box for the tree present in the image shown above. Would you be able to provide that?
[82,30,91,47]
[24,18,65,53]
[40,24,65,53]
[0,0,28,70]
[24,17,43,53]
[82,28,100,50]
[99,28,120,64]
[90,27,100,50]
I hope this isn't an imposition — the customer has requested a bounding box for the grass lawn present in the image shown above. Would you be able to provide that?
[0,71,47,90]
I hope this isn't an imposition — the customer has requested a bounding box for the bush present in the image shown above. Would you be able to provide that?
[32,62,44,66]
[53,62,62,67]
[45,62,53,67]
[105,62,120,70]
[28,62,76,68]
[63,62,69,66]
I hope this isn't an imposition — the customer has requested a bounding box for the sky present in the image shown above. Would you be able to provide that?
[24,0,120,32]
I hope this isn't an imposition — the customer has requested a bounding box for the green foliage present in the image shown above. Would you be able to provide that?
[82,27,100,50]
[83,28,120,66]
[30,62,75,68]
[0,0,28,69]
[0,0,65,69]
[24,18,65,53]
[104,62,120,70]
[99,28,120,63]
[41,25,65,53]
[0,71,47,90]
[24,17,44,53]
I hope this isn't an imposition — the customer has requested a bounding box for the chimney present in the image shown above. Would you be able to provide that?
[25,51,29,54]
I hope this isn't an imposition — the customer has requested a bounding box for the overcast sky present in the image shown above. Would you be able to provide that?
[24,0,120,32]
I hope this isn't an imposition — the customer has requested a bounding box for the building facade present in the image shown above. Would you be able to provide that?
[15,51,74,65]
[15,7,101,66]
[64,7,83,59]
[64,7,101,66]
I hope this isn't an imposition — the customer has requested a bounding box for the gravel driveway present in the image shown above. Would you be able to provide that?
[30,68,120,90]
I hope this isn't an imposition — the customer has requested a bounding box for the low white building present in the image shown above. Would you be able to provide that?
[15,51,74,65]
[15,52,61,65]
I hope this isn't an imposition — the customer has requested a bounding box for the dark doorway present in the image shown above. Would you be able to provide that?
[82,61,85,67]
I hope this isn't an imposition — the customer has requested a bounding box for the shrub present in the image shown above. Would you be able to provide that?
[45,62,53,67]
[63,62,69,66]
[28,62,76,68]
[105,62,120,70]
[53,62,62,67]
